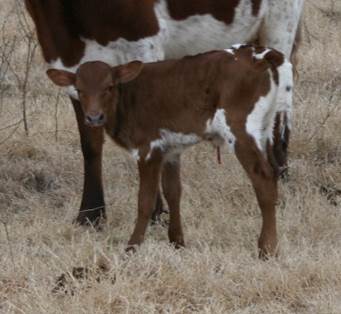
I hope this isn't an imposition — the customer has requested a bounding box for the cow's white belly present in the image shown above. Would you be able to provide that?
[157,0,267,58]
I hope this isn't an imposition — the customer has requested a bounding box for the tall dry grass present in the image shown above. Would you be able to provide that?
[0,1,340,313]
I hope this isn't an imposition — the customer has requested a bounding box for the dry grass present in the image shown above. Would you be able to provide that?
[0,1,341,313]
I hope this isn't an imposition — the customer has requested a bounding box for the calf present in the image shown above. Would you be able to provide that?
[47,45,293,257]
[26,0,303,226]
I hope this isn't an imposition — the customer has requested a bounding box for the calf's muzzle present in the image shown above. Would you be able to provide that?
[85,112,105,127]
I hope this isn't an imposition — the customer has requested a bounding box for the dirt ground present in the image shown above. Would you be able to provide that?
[0,1,340,313]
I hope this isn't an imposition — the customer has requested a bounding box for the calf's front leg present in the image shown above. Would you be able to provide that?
[127,157,162,250]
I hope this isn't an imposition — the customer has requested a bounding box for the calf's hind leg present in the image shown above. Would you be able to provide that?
[162,158,184,248]
[235,136,278,258]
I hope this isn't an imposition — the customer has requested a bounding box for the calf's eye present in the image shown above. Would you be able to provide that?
[105,86,113,93]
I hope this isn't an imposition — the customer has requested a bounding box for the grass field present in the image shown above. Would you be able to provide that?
[0,1,340,313]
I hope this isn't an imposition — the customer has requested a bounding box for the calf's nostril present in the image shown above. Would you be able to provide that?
[85,113,105,125]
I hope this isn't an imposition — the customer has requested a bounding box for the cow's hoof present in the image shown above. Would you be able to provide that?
[74,208,106,230]
[151,204,169,226]
[171,241,185,250]
[169,233,185,249]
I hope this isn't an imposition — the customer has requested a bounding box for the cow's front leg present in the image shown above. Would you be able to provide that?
[151,191,168,225]
[127,156,162,250]
[273,111,291,178]
[71,97,105,226]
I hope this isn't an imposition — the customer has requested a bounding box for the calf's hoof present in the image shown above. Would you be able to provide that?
[125,244,138,254]
[278,165,289,181]
[258,238,278,260]
[74,207,106,230]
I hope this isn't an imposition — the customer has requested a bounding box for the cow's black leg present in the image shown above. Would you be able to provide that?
[150,159,181,226]
[71,97,105,226]
[151,191,167,225]
[273,112,290,178]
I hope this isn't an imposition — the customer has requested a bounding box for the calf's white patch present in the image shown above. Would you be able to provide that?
[246,71,278,151]
[205,109,235,153]
[130,149,140,161]
[146,129,201,161]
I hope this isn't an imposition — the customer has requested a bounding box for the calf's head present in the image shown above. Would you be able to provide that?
[47,61,143,127]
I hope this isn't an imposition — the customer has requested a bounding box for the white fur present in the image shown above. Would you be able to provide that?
[205,109,236,153]
[231,43,246,50]
[246,70,278,151]
[254,48,271,60]
[130,149,140,161]
[156,0,266,59]
[146,129,201,161]
[275,60,293,141]
[276,60,293,128]
[260,0,304,58]
[224,48,235,55]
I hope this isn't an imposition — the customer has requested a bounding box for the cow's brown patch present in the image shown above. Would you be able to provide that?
[166,0,241,24]
[166,0,264,23]
[24,0,159,66]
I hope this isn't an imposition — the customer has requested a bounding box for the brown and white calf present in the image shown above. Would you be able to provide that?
[26,0,303,226]
[47,45,293,257]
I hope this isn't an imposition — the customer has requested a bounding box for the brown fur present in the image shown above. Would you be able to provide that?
[24,0,159,65]
[167,0,263,23]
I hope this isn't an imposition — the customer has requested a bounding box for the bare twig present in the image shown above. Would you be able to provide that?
[0,119,24,132]
[21,38,38,135]
[0,123,21,146]
[306,78,341,143]
[0,0,38,136]
[0,219,16,272]
[54,90,62,142]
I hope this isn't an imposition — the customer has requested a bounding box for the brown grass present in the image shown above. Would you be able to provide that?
[0,1,341,313]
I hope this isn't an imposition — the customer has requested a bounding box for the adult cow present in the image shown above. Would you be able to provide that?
[25,0,304,226]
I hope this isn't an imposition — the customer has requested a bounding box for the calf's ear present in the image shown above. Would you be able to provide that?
[113,61,144,84]
[46,69,76,87]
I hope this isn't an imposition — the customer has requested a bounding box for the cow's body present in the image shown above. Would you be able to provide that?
[47,45,293,256]
[25,0,303,225]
